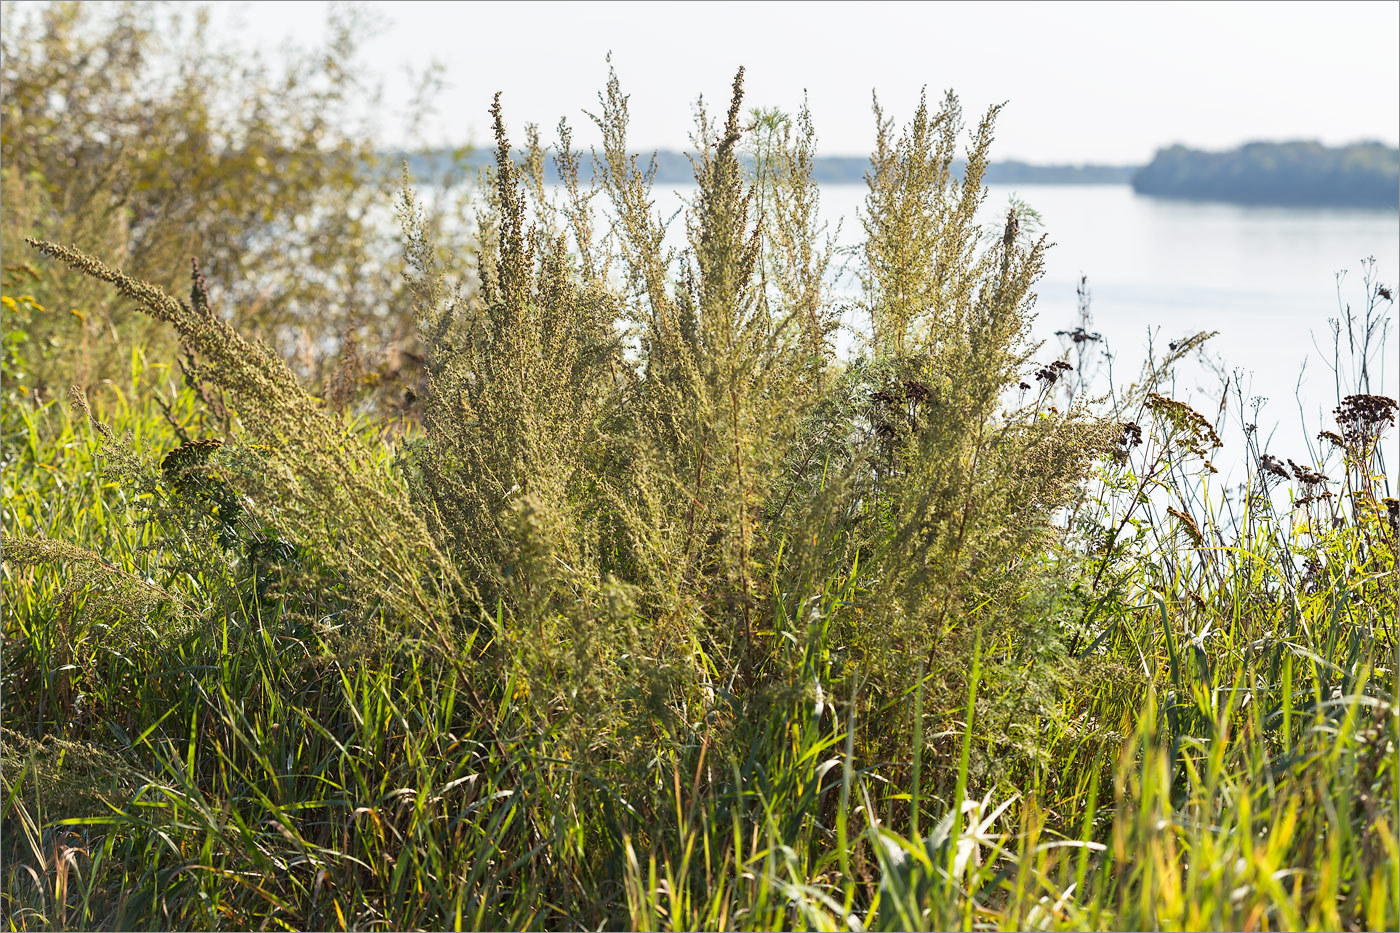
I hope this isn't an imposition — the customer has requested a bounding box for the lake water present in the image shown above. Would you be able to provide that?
[974,184,1397,473]
[638,182,1397,474]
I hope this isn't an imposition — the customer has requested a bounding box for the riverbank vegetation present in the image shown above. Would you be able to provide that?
[2,7,1397,931]
[1132,140,1399,208]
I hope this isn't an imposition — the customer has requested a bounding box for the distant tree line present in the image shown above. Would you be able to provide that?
[404,140,1400,206]
[398,148,1136,186]
[1132,141,1399,208]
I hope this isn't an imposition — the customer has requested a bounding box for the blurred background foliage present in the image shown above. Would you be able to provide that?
[1,0,474,411]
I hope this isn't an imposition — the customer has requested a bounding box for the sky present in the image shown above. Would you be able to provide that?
[210,0,1400,163]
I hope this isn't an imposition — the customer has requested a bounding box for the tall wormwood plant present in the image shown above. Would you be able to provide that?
[863,89,995,358]
[830,92,1115,779]
[399,94,621,614]
[589,68,837,686]
[397,96,655,748]
[749,101,841,391]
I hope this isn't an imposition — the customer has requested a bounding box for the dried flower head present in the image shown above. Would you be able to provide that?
[160,437,224,477]
[1118,421,1143,450]
[1287,459,1329,489]
[1165,506,1204,546]
[1034,359,1073,386]
[1146,392,1222,468]
[1054,326,1102,345]
[902,379,932,403]
[1334,394,1397,449]
[1260,454,1289,479]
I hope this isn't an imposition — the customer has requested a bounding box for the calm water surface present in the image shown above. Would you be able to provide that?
[973,185,1395,469]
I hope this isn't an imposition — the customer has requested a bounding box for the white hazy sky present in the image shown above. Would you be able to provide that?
[225,1,1398,162]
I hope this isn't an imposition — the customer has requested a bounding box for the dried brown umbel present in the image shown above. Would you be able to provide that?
[1334,394,1397,449]
[1287,459,1329,490]
[871,379,933,408]
[1317,430,1345,449]
[1300,555,1327,594]
[1110,421,1142,464]
[1118,421,1143,450]
[1259,454,1289,480]
[902,379,931,403]
[1034,359,1073,386]
[161,437,224,480]
[1054,326,1101,345]
[1293,490,1334,508]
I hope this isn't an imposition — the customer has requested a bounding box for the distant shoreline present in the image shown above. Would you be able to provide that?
[1132,141,1398,210]
[395,141,1400,208]
[396,149,1138,187]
